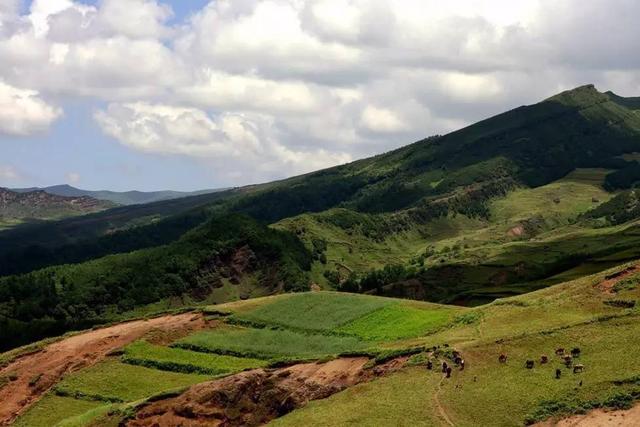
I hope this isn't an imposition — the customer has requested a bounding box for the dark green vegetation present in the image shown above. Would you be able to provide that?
[5,85,640,351]
[0,214,311,350]
[12,184,225,206]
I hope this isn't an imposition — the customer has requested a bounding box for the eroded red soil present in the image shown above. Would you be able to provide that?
[127,356,408,427]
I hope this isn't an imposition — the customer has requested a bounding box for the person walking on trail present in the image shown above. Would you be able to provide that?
[460,359,465,371]
[446,367,452,378]
[426,360,433,370]
[442,361,448,373]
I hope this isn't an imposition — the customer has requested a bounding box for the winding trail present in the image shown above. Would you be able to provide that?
[0,313,207,426]
[434,375,454,427]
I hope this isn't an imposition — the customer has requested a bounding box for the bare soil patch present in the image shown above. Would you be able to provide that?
[0,313,207,426]
[536,403,640,426]
[596,265,639,294]
[127,356,408,427]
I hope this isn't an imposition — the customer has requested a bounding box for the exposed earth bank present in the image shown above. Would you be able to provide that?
[127,356,408,427]
[537,404,640,427]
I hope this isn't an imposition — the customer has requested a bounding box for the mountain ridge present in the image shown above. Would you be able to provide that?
[0,187,115,228]
[11,184,228,206]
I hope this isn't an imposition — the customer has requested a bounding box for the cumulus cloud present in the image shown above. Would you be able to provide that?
[360,106,408,133]
[2,0,640,184]
[0,164,21,181]
[94,102,352,177]
[0,81,62,136]
[65,171,81,184]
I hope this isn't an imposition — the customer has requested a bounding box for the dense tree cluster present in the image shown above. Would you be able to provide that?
[0,214,312,350]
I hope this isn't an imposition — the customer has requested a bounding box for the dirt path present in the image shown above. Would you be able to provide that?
[536,404,640,427]
[433,375,454,427]
[127,356,408,427]
[0,313,207,426]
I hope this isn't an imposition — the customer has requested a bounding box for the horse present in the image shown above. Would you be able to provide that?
[555,348,565,356]
[571,347,581,358]
[499,354,508,364]
[540,355,549,364]
[525,360,535,369]
[573,364,585,374]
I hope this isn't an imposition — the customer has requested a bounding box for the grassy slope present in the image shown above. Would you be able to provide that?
[3,86,640,277]
[274,168,640,305]
[273,267,640,426]
[10,270,640,426]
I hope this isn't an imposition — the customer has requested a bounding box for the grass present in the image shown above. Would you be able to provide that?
[271,367,444,427]
[13,395,105,427]
[441,315,640,426]
[336,304,455,341]
[270,267,640,426]
[232,292,393,332]
[54,360,210,403]
[174,326,368,360]
[122,340,267,374]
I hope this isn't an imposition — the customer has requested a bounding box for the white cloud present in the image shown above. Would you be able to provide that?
[0,81,62,136]
[360,105,408,133]
[2,0,640,185]
[94,101,352,178]
[65,171,80,184]
[0,164,20,181]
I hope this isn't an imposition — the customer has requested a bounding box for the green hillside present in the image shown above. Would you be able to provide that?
[4,86,640,350]
[3,85,640,278]
[8,264,639,426]
[0,214,311,350]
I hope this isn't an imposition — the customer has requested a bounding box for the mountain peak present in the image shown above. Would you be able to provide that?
[545,84,608,107]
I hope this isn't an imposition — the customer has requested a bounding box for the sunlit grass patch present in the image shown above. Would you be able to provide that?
[54,360,210,403]
[232,292,393,332]
[13,394,104,427]
[336,304,455,341]
[123,340,267,374]
[175,326,367,360]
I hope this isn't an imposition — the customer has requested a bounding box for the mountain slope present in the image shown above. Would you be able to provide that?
[0,214,311,350]
[4,85,640,276]
[0,188,115,229]
[2,85,640,321]
[11,184,227,206]
[5,264,640,427]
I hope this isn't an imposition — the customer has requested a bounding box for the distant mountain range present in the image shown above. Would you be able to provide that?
[11,184,226,206]
[0,188,115,228]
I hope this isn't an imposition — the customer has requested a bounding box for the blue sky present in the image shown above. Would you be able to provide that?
[1,1,639,191]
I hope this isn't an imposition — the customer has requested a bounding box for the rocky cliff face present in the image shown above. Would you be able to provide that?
[0,188,115,223]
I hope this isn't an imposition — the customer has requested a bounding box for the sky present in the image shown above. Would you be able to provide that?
[0,1,639,191]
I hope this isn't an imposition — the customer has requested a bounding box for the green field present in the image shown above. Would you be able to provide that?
[232,292,393,331]
[336,304,456,341]
[175,326,368,360]
[13,395,106,427]
[122,340,268,374]
[54,360,211,403]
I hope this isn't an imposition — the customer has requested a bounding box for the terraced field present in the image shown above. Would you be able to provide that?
[6,269,640,426]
